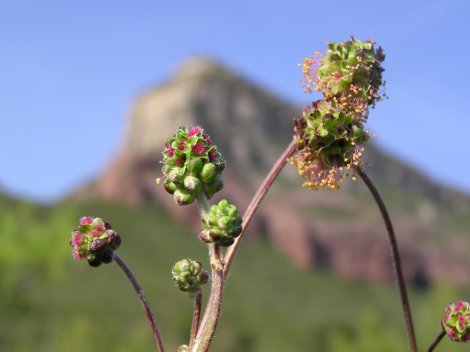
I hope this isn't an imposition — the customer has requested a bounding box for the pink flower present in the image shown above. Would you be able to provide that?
[187,126,203,137]
[72,250,82,260]
[455,301,466,312]
[191,142,206,156]
[175,158,184,167]
[90,229,101,237]
[90,226,104,237]
[167,147,175,158]
[80,216,93,226]
[71,233,84,248]
[208,150,218,162]
[178,140,186,151]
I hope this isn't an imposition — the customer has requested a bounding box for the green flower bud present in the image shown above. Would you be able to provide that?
[200,163,216,183]
[174,189,196,206]
[168,169,181,183]
[184,175,202,193]
[172,259,209,293]
[160,126,225,205]
[187,157,203,175]
[200,199,242,247]
[163,179,177,194]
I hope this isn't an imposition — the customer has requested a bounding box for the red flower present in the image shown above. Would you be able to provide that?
[187,126,203,137]
[191,142,206,156]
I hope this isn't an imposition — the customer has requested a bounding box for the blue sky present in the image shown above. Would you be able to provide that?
[1,0,469,202]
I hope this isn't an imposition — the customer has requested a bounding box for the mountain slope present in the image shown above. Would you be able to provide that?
[76,56,470,285]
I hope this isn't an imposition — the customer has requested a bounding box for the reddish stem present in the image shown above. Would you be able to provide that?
[356,167,417,352]
[189,290,202,349]
[223,140,297,277]
[192,244,224,352]
[113,252,165,352]
[427,330,446,352]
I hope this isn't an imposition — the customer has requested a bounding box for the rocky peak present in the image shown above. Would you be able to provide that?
[76,57,470,286]
[124,55,297,183]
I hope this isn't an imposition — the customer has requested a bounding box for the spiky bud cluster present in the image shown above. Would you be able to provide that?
[442,301,470,342]
[291,100,367,190]
[161,126,225,205]
[172,259,209,293]
[200,199,242,247]
[69,216,121,267]
[293,38,385,190]
[301,38,385,119]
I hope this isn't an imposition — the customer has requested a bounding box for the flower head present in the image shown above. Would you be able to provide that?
[293,38,385,190]
[172,258,209,294]
[161,126,225,205]
[290,99,367,190]
[69,217,121,267]
[301,38,385,119]
[442,301,470,342]
[200,199,243,247]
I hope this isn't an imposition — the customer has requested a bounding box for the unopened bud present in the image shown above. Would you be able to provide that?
[172,259,209,293]
[174,189,196,206]
[187,157,203,175]
[200,199,242,247]
[184,175,202,193]
[200,163,216,183]
[163,179,177,194]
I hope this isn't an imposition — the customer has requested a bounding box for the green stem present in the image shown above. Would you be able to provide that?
[191,243,224,352]
[223,140,297,277]
[356,167,417,352]
[196,193,210,215]
[427,330,446,352]
[113,252,165,352]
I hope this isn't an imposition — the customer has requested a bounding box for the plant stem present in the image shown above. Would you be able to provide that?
[192,244,224,352]
[427,330,446,352]
[189,290,202,350]
[196,193,210,216]
[113,252,165,352]
[223,140,297,277]
[356,167,417,352]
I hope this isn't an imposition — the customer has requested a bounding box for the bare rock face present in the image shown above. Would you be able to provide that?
[76,56,470,285]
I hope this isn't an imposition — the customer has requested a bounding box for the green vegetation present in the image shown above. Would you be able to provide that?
[0,197,467,351]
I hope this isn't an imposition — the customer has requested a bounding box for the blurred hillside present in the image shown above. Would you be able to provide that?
[1,195,468,352]
[77,57,470,286]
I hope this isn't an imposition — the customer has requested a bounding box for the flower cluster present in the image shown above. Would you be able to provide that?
[301,38,385,119]
[69,216,121,267]
[172,259,209,294]
[292,38,385,190]
[200,199,243,247]
[442,301,470,342]
[161,126,225,205]
[290,100,367,190]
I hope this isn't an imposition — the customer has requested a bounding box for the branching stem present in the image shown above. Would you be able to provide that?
[189,290,202,349]
[356,167,417,352]
[191,244,224,352]
[223,140,297,277]
[113,252,165,352]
